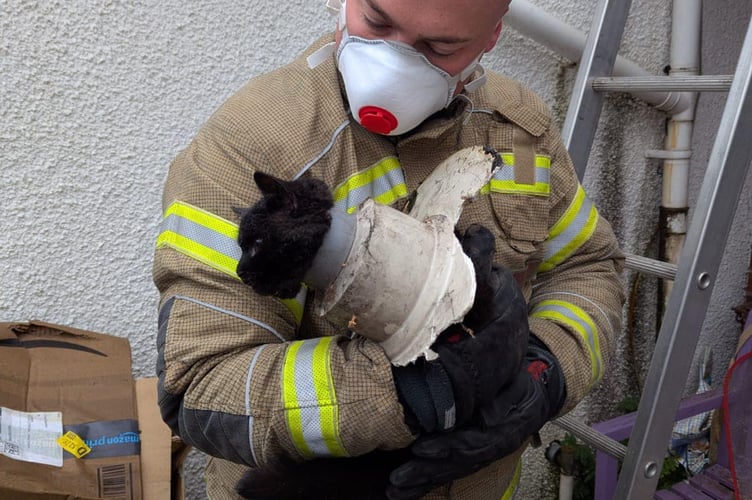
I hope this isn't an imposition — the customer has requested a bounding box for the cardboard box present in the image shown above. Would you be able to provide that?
[0,322,185,500]
[0,321,144,499]
[135,378,188,500]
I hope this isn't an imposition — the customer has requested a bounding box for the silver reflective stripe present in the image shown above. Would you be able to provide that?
[333,162,408,213]
[161,213,242,261]
[531,299,602,387]
[540,186,598,272]
[156,202,242,278]
[534,291,617,339]
[294,340,332,456]
[335,168,399,211]
[492,164,551,184]
[282,337,347,458]
[245,344,268,467]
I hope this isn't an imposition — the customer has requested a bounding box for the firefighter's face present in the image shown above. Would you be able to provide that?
[335,0,508,81]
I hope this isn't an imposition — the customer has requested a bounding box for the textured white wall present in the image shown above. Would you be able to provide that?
[2,1,750,498]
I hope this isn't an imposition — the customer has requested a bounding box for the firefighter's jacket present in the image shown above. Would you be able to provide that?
[154,34,625,499]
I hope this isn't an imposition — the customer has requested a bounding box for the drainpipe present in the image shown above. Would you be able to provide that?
[304,146,499,366]
[545,440,576,500]
[505,0,691,114]
[657,0,701,317]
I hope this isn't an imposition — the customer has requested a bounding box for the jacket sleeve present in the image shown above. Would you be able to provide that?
[153,104,414,468]
[527,128,626,414]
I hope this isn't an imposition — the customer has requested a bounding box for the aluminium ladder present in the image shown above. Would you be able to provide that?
[551,1,752,498]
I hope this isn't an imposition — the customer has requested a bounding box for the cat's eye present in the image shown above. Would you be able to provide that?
[249,238,263,257]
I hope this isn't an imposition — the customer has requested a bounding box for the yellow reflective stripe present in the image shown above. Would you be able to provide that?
[531,299,602,388]
[332,157,401,200]
[157,231,241,278]
[283,341,309,456]
[280,286,307,325]
[500,459,522,500]
[156,201,304,324]
[332,157,408,213]
[479,154,551,196]
[372,184,409,207]
[157,202,241,279]
[539,185,598,272]
[164,201,238,238]
[311,338,343,456]
[282,337,347,458]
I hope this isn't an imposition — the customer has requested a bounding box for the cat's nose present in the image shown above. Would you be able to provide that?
[236,263,250,284]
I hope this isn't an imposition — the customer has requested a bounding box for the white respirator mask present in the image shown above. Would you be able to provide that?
[309,0,487,136]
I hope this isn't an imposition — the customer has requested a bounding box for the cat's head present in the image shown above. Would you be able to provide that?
[234,171,334,298]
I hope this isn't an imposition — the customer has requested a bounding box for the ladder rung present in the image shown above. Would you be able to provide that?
[625,253,677,280]
[553,414,628,460]
[592,75,734,92]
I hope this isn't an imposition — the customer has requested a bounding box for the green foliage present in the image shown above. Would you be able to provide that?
[558,433,595,500]
[616,395,639,414]
[657,453,689,490]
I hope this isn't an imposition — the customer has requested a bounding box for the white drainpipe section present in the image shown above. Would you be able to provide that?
[305,147,499,366]
[660,0,701,312]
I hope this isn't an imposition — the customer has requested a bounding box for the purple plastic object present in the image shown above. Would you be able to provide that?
[591,310,752,499]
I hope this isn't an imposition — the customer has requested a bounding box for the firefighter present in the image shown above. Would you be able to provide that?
[153,0,626,498]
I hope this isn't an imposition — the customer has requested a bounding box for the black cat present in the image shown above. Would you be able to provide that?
[234,171,334,298]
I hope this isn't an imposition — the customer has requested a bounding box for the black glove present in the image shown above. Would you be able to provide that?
[391,224,531,433]
[387,339,567,500]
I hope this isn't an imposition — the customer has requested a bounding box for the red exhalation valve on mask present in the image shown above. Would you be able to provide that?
[358,106,399,135]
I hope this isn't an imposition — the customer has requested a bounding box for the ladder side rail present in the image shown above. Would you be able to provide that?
[561,0,633,181]
[615,17,752,499]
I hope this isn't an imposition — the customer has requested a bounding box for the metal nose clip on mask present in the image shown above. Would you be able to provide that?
[336,31,485,136]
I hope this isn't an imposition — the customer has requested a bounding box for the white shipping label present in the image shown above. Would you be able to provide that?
[0,407,63,467]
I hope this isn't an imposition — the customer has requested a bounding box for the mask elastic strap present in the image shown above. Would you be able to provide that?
[326,0,341,16]
[327,0,346,29]
[308,0,344,69]
[307,43,336,68]
[455,94,476,126]
[464,65,487,93]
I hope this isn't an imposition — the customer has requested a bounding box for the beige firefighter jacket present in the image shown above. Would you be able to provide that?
[153,34,625,499]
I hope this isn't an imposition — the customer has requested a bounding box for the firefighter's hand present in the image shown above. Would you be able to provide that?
[433,224,530,422]
[392,224,529,434]
[391,225,530,433]
[386,340,566,500]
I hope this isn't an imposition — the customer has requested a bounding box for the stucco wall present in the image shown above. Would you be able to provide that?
[2,1,750,498]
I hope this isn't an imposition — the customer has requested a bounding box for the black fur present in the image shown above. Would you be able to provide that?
[235,171,334,298]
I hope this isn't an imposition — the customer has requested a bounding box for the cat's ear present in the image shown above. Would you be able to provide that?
[254,171,286,195]
[232,206,248,218]
[253,171,298,211]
